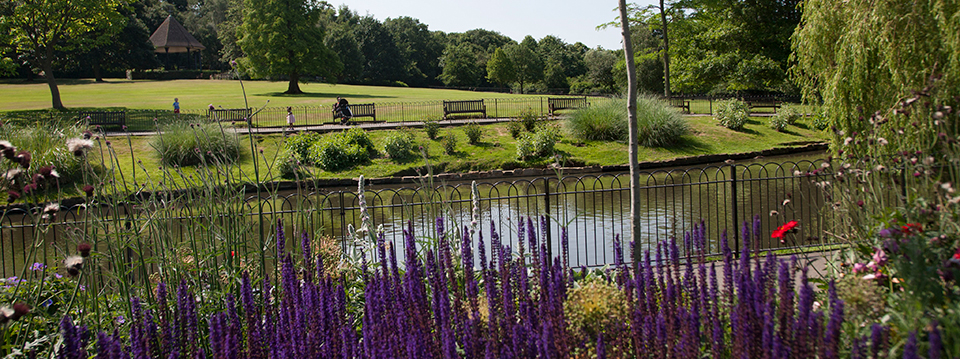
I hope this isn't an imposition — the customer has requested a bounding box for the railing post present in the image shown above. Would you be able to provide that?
[730,163,739,255]
[339,191,348,255]
[544,178,552,260]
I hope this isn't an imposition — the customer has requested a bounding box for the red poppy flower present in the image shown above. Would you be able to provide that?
[953,247,960,260]
[771,220,799,239]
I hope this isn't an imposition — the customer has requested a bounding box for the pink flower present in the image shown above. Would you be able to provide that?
[872,248,887,267]
[852,263,867,274]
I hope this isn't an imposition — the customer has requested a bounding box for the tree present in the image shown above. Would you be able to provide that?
[439,42,483,87]
[77,8,158,82]
[354,15,406,85]
[485,47,515,88]
[384,16,444,87]
[792,0,959,152]
[238,0,341,94]
[583,49,617,93]
[504,42,542,94]
[537,35,586,92]
[0,0,128,109]
[618,0,641,249]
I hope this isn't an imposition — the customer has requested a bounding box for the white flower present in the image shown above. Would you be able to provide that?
[782,199,791,206]
[769,210,779,216]
[843,137,853,146]
[64,255,84,270]
[877,137,888,145]
[0,140,13,150]
[43,202,59,214]
[3,168,22,181]
[66,138,94,155]
[923,156,935,165]
[874,165,886,172]
[820,162,830,169]
[941,182,955,193]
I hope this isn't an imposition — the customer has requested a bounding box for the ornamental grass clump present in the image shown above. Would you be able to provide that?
[567,98,627,142]
[151,122,241,166]
[636,95,689,147]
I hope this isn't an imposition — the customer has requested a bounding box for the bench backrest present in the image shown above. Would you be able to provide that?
[79,111,125,125]
[669,97,687,106]
[348,103,375,116]
[548,97,588,109]
[443,100,485,113]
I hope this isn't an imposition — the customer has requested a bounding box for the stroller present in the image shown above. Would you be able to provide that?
[333,97,352,124]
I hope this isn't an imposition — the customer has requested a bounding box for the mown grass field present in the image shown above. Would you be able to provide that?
[0,79,540,111]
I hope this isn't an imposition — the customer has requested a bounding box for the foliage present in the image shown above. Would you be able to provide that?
[517,125,560,160]
[635,95,688,147]
[567,98,627,142]
[272,149,299,179]
[383,16,444,87]
[0,0,128,109]
[284,132,322,163]
[0,122,87,192]
[485,47,516,88]
[769,114,789,132]
[238,0,342,94]
[423,118,440,140]
[463,122,482,145]
[438,42,484,87]
[382,130,417,162]
[537,35,587,91]
[770,105,800,132]
[506,121,523,139]
[791,0,960,156]
[440,131,457,155]
[715,99,749,130]
[151,123,242,166]
[308,128,374,171]
[820,84,959,352]
[518,108,540,132]
[354,15,408,85]
[564,275,629,351]
[504,39,544,94]
[810,107,830,131]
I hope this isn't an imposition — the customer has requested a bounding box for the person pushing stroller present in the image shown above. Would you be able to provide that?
[333,97,352,124]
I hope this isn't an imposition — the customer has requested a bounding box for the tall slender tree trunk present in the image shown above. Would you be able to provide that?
[660,0,671,97]
[619,0,641,248]
[41,53,64,109]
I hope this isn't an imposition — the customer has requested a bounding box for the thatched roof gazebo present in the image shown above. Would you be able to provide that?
[149,15,206,69]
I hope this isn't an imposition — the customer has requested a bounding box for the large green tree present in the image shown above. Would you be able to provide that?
[504,39,543,94]
[485,47,515,88]
[537,35,586,91]
[354,15,406,85]
[0,0,128,109]
[439,42,483,87]
[384,16,444,87]
[238,0,341,93]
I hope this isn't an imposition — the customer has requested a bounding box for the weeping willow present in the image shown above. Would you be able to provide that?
[791,0,960,155]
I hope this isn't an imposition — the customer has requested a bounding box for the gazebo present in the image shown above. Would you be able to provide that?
[149,15,206,70]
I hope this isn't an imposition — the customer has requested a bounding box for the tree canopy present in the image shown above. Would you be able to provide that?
[238,0,342,94]
[0,0,129,109]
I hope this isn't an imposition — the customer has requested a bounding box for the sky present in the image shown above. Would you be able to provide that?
[339,0,657,51]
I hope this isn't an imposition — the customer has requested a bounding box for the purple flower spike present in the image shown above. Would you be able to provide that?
[902,331,918,359]
[929,321,943,359]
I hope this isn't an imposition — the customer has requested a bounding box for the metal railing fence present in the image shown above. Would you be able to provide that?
[0,160,843,277]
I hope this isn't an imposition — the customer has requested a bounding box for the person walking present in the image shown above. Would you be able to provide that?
[286,107,296,131]
[173,98,180,116]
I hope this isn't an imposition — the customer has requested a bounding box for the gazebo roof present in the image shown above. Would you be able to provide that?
[150,15,206,53]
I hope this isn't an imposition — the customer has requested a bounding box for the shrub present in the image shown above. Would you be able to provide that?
[382,131,417,162]
[636,96,688,147]
[770,105,800,132]
[272,149,299,179]
[152,123,241,166]
[423,119,440,140]
[463,122,482,144]
[567,98,627,141]
[308,129,375,171]
[715,99,749,130]
[515,134,536,161]
[284,132,321,163]
[506,121,523,139]
[518,107,541,132]
[564,276,629,353]
[769,114,789,132]
[516,125,560,160]
[441,132,457,155]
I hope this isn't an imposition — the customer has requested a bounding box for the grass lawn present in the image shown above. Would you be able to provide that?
[79,115,826,196]
[0,79,542,111]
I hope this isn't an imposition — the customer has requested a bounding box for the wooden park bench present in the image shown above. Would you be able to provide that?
[208,108,252,122]
[548,97,589,117]
[329,103,377,125]
[79,110,126,128]
[746,99,781,114]
[443,100,486,119]
[669,97,691,114]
